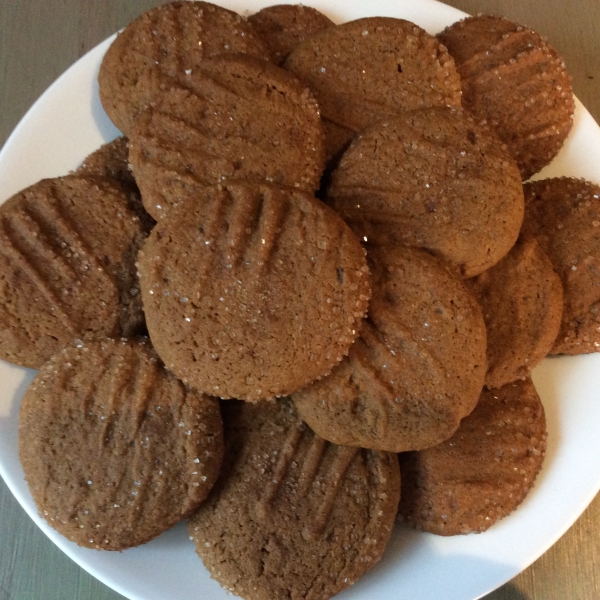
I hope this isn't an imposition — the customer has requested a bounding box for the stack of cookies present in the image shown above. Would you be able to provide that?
[2,2,598,599]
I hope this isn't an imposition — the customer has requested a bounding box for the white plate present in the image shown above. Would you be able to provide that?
[2,1,600,599]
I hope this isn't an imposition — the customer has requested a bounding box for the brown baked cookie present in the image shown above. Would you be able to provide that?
[98,1,271,136]
[129,54,325,221]
[469,236,563,388]
[398,377,547,535]
[522,178,600,354]
[293,246,487,453]
[0,175,147,369]
[438,15,574,180]
[248,4,334,65]
[19,337,223,550]
[138,182,370,401]
[327,107,524,277]
[76,136,155,232]
[284,16,462,163]
[188,398,400,600]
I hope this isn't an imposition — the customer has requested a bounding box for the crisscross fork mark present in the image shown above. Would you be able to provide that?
[256,421,306,520]
[0,214,76,333]
[257,422,359,539]
[302,445,358,541]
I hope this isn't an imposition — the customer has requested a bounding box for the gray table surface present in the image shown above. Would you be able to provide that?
[1,1,600,599]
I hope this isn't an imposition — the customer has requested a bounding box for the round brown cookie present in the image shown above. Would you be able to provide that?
[129,54,325,221]
[0,175,147,369]
[284,16,462,164]
[397,377,547,535]
[438,15,574,180]
[19,337,223,550]
[469,236,563,388]
[138,181,370,401]
[327,107,524,278]
[76,136,155,232]
[248,4,334,65]
[293,245,487,453]
[522,178,600,354]
[98,1,271,136]
[188,397,400,600]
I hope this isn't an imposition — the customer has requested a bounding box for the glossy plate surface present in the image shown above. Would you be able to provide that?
[1,1,600,599]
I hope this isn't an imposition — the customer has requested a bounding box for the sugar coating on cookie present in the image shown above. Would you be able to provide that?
[522,177,600,354]
[284,16,462,163]
[76,136,155,233]
[19,337,224,550]
[327,107,524,277]
[469,236,563,388]
[398,378,547,535]
[293,246,487,453]
[249,4,335,64]
[129,54,325,220]
[438,15,574,180]
[0,175,147,368]
[188,398,400,600]
[98,0,271,135]
[138,182,370,401]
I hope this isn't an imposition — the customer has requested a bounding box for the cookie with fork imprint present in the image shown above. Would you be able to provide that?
[437,15,574,180]
[522,177,600,354]
[327,107,524,277]
[248,4,335,65]
[188,398,400,600]
[98,0,271,136]
[293,245,487,453]
[0,175,147,369]
[469,236,563,388]
[284,16,462,163]
[398,377,546,535]
[19,337,223,550]
[129,54,325,221]
[137,181,370,401]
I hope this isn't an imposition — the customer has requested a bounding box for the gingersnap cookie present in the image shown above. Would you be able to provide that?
[19,337,223,550]
[438,15,574,180]
[0,175,147,369]
[327,107,524,277]
[248,4,334,65]
[469,236,563,388]
[522,178,600,354]
[138,181,370,401]
[129,54,325,221]
[98,1,270,136]
[76,136,155,232]
[293,245,487,453]
[398,377,546,535]
[284,16,462,163]
[188,397,400,600]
